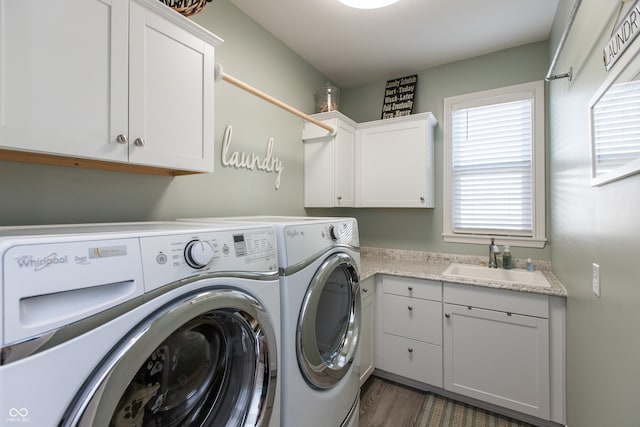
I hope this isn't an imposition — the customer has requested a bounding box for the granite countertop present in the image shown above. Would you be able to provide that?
[360,247,567,297]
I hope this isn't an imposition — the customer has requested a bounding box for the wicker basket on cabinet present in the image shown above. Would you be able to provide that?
[159,0,213,17]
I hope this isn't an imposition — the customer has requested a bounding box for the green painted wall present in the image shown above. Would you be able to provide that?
[0,0,327,226]
[548,1,640,426]
[309,41,552,262]
[4,2,639,424]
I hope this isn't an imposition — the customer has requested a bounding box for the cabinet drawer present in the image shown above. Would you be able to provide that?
[383,294,441,344]
[380,333,442,387]
[382,276,441,301]
[444,282,549,318]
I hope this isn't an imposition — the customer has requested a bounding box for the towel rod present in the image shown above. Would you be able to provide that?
[545,0,582,81]
[214,64,336,135]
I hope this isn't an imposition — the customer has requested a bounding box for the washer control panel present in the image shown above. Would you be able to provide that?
[140,226,278,291]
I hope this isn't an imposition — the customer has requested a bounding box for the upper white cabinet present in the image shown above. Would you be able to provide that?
[0,0,221,175]
[303,112,356,207]
[302,112,437,208]
[356,112,436,208]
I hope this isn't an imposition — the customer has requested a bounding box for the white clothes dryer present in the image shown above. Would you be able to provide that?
[181,216,361,427]
[0,221,281,427]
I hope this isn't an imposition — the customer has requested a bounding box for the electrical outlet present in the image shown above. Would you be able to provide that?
[592,263,601,298]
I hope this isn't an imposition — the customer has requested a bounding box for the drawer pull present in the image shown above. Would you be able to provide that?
[445,313,451,318]
[407,347,413,353]
[407,286,413,291]
[362,288,368,293]
[407,306,413,311]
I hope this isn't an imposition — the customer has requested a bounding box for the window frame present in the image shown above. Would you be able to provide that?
[442,81,547,248]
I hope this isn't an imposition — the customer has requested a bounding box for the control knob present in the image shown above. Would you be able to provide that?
[184,240,214,269]
[329,225,339,241]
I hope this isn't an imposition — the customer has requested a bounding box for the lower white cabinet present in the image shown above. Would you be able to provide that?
[359,276,375,386]
[370,275,565,425]
[443,283,551,420]
[376,276,442,387]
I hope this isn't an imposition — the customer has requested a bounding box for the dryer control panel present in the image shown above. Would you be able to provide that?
[281,219,359,267]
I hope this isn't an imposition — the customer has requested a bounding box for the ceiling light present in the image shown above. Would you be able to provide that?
[337,0,400,9]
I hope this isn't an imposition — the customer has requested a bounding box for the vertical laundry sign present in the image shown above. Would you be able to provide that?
[381,75,417,119]
[604,0,640,71]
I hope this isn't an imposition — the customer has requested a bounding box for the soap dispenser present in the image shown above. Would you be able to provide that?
[502,245,512,269]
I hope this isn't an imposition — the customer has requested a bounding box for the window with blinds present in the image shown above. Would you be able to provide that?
[451,100,533,236]
[443,81,546,248]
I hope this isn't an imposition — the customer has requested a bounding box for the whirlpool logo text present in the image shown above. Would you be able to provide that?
[15,253,68,272]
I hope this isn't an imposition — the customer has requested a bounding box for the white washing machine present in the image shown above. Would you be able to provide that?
[181,216,361,427]
[0,221,281,427]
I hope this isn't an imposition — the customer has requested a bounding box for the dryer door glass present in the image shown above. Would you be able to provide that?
[297,252,361,389]
[61,288,277,427]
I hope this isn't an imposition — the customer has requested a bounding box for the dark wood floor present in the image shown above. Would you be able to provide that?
[359,376,537,427]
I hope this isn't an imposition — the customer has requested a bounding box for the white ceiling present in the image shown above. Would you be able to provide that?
[230,0,560,88]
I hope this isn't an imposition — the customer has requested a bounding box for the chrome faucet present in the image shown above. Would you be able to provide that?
[489,237,501,268]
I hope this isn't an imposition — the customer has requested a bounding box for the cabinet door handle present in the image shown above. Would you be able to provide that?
[134,137,145,147]
[116,134,128,144]
[407,306,413,311]
[407,286,413,291]
[445,313,451,318]
[337,196,342,201]
[420,196,425,202]
[407,347,413,353]
[362,288,368,293]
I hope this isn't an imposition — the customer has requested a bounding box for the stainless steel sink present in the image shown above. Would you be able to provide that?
[442,263,552,288]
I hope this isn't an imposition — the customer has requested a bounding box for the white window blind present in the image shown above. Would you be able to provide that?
[592,79,640,177]
[451,99,533,236]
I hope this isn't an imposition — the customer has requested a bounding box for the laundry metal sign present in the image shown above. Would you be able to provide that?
[604,0,640,71]
[221,125,284,190]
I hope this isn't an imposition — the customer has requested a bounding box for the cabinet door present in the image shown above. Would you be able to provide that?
[303,114,355,207]
[359,287,375,386]
[334,119,356,206]
[128,0,214,172]
[0,0,129,161]
[303,141,334,206]
[356,114,434,208]
[443,303,550,419]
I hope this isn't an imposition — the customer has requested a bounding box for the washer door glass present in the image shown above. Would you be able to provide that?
[62,288,277,427]
[297,252,360,389]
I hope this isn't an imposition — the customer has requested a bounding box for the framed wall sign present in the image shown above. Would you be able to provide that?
[590,34,640,186]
